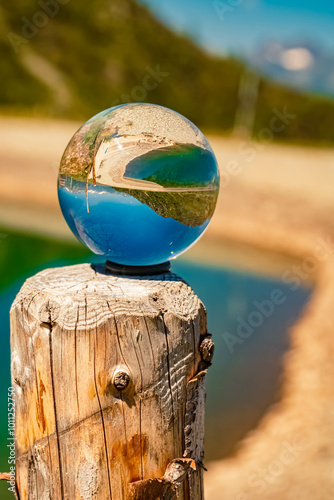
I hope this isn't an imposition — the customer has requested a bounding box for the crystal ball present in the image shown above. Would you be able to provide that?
[58,103,220,266]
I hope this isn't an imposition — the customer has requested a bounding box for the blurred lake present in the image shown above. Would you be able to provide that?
[0,228,311,498]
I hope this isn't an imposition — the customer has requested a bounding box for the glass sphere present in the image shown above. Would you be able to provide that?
[58,103,220,266]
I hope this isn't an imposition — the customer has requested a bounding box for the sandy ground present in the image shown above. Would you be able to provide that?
[1,116,334,498]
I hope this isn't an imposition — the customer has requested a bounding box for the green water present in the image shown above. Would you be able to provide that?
[0,228,311,498]
[124,143,219,188]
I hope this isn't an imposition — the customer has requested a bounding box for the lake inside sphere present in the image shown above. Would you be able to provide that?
[58,103,220,266]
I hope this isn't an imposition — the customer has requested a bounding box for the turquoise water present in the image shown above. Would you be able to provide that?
[124,143,219,187]
[0,229,311,498]
[173,260,311,460]
[58,177,211,265]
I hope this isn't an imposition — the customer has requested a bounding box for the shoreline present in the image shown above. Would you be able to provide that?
[0,200,306,284]
[1,116,334,498]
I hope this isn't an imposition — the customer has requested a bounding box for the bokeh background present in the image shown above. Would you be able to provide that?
[1,1,334,498]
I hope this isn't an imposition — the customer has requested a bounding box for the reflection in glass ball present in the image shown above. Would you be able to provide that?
[58,103,220,266]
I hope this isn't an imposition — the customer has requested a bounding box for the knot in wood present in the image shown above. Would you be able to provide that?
[148,292,167,312]
[113,371,130,391]
[38,300,60,324]
[199,335,214,365]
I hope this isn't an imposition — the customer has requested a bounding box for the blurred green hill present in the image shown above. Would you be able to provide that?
[1,0,334,144]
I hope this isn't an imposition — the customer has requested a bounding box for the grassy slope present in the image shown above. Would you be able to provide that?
[0,0,334,143]
[1,0,242,128]
[114,187,219,227]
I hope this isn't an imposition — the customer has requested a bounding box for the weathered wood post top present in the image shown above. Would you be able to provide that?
[11,263,214,499]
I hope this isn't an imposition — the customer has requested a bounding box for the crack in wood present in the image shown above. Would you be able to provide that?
[163,318,176,455]
[48,320,65,499]
[93,313,113,500]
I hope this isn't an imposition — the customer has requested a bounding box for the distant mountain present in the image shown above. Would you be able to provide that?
[1,1,334,144]
[250,42,334,97]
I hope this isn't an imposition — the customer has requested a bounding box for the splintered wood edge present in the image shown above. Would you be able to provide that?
[11,263,205,330]
[127,459,196,500]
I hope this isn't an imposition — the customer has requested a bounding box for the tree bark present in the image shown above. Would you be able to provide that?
[10,263,213,500]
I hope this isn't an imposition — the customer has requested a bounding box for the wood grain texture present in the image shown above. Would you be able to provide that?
[10,263,211,499]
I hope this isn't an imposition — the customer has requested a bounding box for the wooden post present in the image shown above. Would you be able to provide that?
[10,263,214,500]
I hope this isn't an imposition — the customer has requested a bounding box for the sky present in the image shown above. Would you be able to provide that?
[138,0,334,59]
